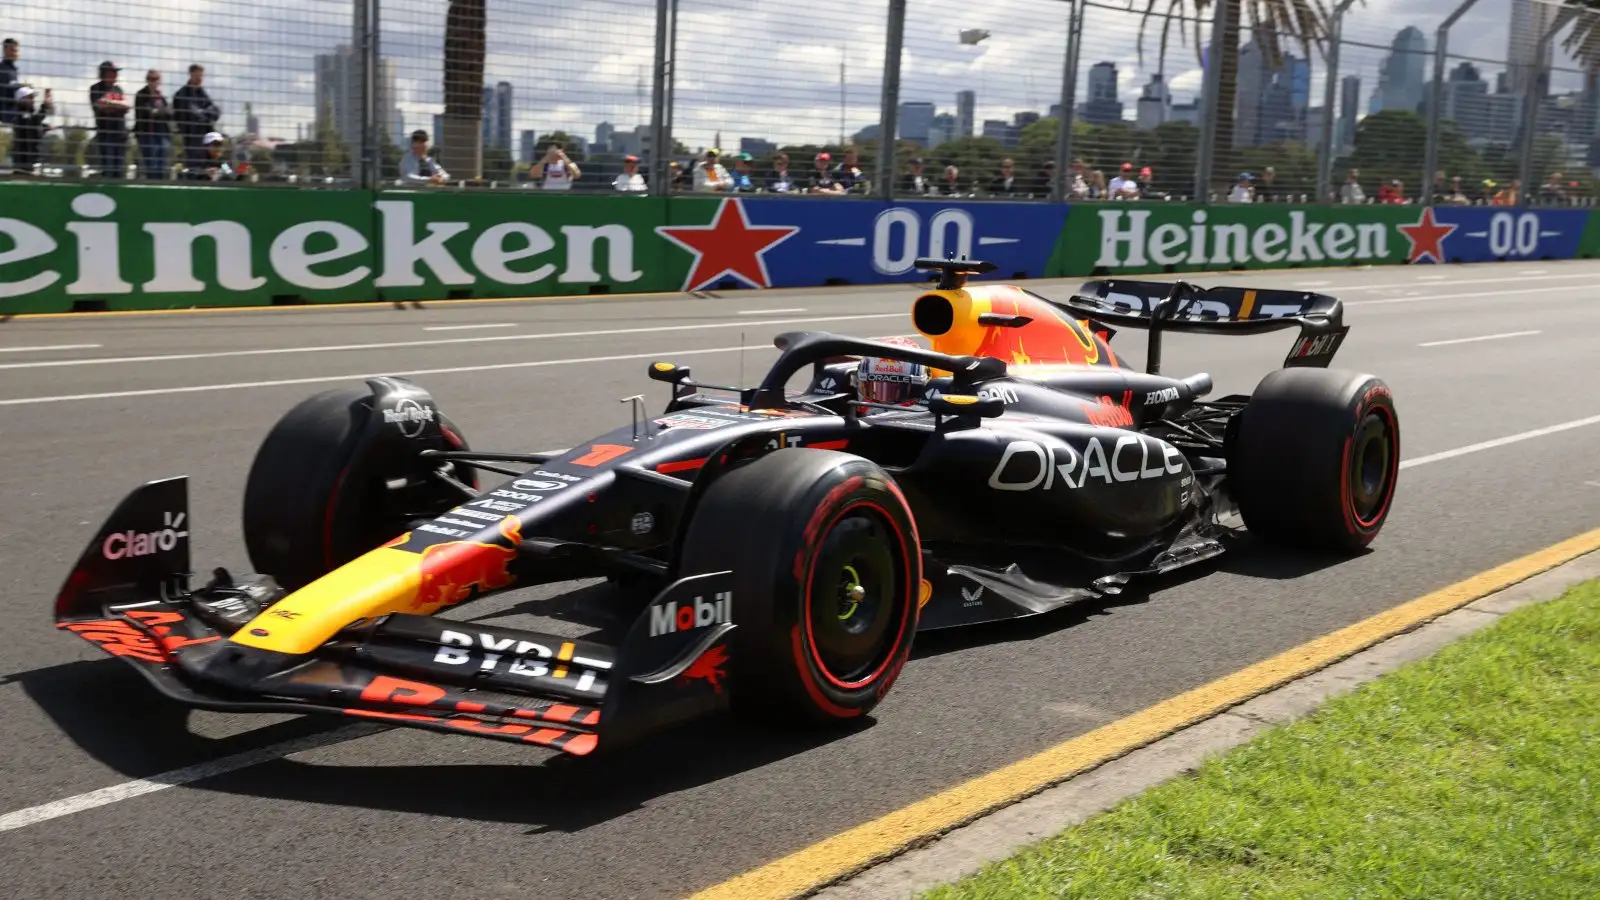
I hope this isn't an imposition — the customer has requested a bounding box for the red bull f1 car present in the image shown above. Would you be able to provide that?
[55,259,1400,757]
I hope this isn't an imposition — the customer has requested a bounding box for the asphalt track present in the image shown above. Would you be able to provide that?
[1,261,1597,899]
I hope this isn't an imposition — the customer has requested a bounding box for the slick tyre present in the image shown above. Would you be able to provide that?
[677,449,922,726]
[242,388,474,591]
[1230,368,1400,553]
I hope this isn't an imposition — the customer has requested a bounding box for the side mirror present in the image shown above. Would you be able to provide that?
[648,361,691,384]
[927,393,1004,419]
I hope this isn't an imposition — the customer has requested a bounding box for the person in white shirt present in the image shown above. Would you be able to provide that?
[533,142,579,189]
[399,129,448,185]
[1107,162,1140,200]
[1228,172,1255,203]
[1339,169,1365,204]
[693,148,732,192]
[613,154,646,192]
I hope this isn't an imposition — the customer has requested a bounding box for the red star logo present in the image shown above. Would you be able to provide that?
[1398,207,1458,264]
[656,198,800,291]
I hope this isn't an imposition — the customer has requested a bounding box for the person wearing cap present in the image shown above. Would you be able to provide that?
[729,152,757,192]
[693,148,731,192]
[1,38,21,127]
[89,61,132,177]
[1136,165,1160,200]
[400,129,448,186]
[808,152,843,194]
[1229,172,1255,203]
[9,84,52,175]
[173,64,221,172]
[134,69,174,180]
[613,154,646,192]
[1108,162,1141,200]
[901,157,930,196]
[184,131,235,181]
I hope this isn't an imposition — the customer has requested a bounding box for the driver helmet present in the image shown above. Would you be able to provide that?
[853,336,930,406]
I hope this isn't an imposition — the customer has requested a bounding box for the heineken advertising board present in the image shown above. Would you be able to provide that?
[1,180,1597,314]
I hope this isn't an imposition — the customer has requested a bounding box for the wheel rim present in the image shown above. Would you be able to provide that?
[807,509,902,687]
[1349,409,1395,528]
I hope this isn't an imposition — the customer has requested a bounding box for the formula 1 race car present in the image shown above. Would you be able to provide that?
[55,258,1399,757]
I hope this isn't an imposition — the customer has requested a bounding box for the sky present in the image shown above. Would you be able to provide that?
[3,0,1590,152]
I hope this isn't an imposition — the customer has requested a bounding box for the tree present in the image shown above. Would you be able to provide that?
[1136,0,1333,190]
[441,0,486,182]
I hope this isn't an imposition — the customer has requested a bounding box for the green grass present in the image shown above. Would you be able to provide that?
[920,580,1600,900]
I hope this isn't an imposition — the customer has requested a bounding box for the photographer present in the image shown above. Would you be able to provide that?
[9,85,51,175]
[532,141,579,190]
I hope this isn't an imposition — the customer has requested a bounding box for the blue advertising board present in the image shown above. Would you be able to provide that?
[1427,206,1590,264]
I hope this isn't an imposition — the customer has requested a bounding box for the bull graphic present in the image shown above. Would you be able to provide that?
[407,516,524,609]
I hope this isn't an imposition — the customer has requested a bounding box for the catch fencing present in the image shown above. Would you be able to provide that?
[2,0,1599,206]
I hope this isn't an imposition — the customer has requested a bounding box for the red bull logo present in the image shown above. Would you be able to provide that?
[395,516,524,609]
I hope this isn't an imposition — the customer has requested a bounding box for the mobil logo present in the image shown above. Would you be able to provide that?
[398,516,524,609]
[649,591,733,636]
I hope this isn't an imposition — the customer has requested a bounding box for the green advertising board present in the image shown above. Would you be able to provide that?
[1049,203,1422,276]
[0,183,685,313]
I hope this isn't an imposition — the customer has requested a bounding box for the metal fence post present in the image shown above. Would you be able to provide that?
[648,0,673,195]
[369,0,382,186]
[1193,0,1229,203]
[1516,18,1564,195]
[876,0,907,200]
[1316,0,1357,205]
[1051,0,1084,204]
[355,0,374,187]
[1423,0,1481,206]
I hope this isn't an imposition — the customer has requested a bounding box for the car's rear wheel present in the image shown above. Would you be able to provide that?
[676,449,922,725]
[1229,367,1400,552]
[242,387,475,591]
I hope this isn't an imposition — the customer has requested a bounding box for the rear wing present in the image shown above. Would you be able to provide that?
[1058,279,1348,375]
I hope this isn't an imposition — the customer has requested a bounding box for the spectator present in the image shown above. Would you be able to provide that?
[1432,169,1447,200]
[766,152,796,192]
[1228,173,1254,203]
[1441,176,1471,206]
[1378,179,1407,204]
[1088,169,1106,199]
[1493,178,1521,206]
[533,141,579,189]
[1036,160,1056,196]
[134,69,173,180]
[1540,172,1567,205]
[172,64,220,172]
[184,131,234,181]
[693,148,731,192]
[1257,166,1278,202]
[1108,162,1140,200]
[989,157,1019,196]
[668,160,684,192]
[730,152,757,191]
[9,85,50,175]
[90,61,131,177]
[1,37,20,127]
[833,148,866,193]
[612,154,646,192]
[1137,165,1162,200]
[400,129,448,185]
[902,156,931,196]
[1339,168,1365,204]
[808,152,844,194]
[939,164,962,196]
[1065,158,1089,198]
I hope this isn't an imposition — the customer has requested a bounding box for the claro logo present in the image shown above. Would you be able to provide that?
[988,437,1186,491]
[102,512,188,559]
[649,592,733,637]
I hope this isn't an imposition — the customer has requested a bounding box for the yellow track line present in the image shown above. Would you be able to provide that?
[689,526,1600,900]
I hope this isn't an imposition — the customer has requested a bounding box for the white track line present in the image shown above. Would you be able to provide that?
[0,313,899,372]
[4,411,1600,831]
[1347,284,1584,307]
[738,308,808,315]
[0,725,383,832]
[0,343,102,353]
[422,323,516,332]
[0,343,767,407]
[1418,330,1541,348]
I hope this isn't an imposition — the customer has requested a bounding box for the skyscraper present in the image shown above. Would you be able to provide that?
[1507,0,1558,94]
[481,82,512,151]
[1136,74,1170,130]
[956,91,976,139]
[1235,40,1311,146]
[899,101,935,144]
[313,46,399,151]
[1370,27,1427,115]
[1338,75,1361,153]
[1082,62,1124,125]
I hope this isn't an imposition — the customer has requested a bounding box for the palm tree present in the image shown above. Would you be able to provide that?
[441,0,486,181]
[1133,0,1334,189]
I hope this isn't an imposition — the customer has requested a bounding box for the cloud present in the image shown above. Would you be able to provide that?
[3,0,1589,152]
